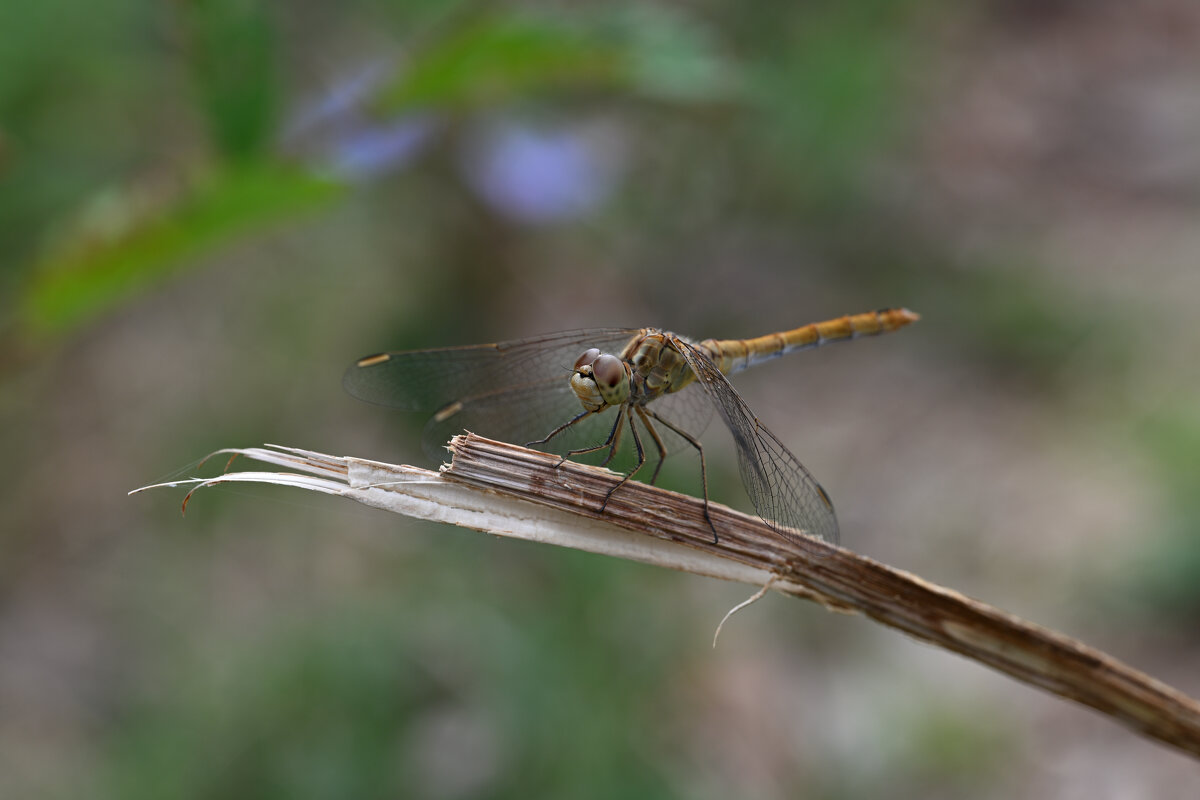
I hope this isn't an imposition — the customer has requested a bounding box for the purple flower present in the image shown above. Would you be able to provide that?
[460,120,625,224]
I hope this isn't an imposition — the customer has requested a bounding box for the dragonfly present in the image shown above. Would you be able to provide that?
[344,308,919,546]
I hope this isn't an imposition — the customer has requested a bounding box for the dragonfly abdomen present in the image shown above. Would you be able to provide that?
[700,308,920,375]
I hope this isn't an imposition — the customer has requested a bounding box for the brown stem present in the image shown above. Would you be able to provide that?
[446,433,1200,761]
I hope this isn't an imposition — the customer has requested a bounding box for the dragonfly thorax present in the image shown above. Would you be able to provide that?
[622,331,698,399]
[570,349,632,412]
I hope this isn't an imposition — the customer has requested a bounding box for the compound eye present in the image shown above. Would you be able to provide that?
[574,348,601,370]
[592,354,624,389]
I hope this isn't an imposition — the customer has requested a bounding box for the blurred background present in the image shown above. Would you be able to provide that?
[3,0,1199,796]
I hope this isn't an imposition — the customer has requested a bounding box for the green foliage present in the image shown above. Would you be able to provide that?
[183,0,281,161]
[742,0,918,202]
[901,258,1132,384]
[12,0,297,338]
[98,557,690,799]
[22,165,341,336]
[1128,411,1200,620]
[7,3,743,343]
[1140,411,1200,505]
[892,701,1013,782]
[0,0,154,276]
[375,6,737,113]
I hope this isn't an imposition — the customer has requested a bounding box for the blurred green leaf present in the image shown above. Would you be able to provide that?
[906,261,1131,384]
[101,613,434,800]
[99,579,685,799]
[22,164,342,336]
[183,0,280,160]
[1141,410,1200,503]
[744,0,918,202]
[607,5,738,103]
[376,15,618,112]
[0,0,157,279]
[1127,410,1200,620]
[891,700,1013,781]
[944,273,1095,372]
[376,8,737,114]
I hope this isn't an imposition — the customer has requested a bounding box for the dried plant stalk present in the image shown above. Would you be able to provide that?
[133,434,1200,760]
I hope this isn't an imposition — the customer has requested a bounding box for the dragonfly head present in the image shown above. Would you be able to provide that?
[570,349,631,411]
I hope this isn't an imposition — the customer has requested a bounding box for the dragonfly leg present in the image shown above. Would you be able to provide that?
[526,409,594,449]
[646,409,717,544]
[598,409,626,468]
[600,408,647,512]
[633,406,667,486]
[554,406,624,467]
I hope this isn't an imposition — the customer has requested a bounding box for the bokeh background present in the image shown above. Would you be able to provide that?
[3,0,1200,797]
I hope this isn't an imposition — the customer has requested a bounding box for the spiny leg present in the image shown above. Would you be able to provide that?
[554,406,624,467]
[598,410,626,468]
[525,409,594,449]
[601,407,647,512]
[633,406,668,485]
[646,408,717,544]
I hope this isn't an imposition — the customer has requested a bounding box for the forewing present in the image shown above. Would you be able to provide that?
[419,371,624,462]
[344,328,638,410]
[344,328,640,459]
[672,338,840,545]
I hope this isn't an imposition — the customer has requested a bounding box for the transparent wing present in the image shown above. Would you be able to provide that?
[643,380,715,443]
[627,382,716,477]
[671,337,840,545]
[344,328,640,411]
[419,370,623,462]
[344,328,640,460]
